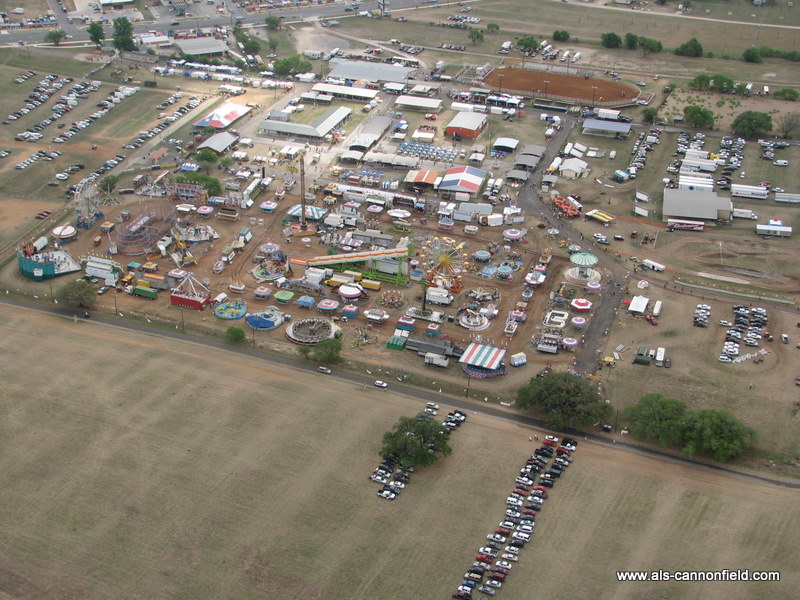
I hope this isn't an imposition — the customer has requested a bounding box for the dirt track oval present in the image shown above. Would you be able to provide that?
[483,67,640,103]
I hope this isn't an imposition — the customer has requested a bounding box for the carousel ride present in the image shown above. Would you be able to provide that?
[214,297,247,320]
[251,243,290,282]
[245,306,287,331]
[563,251,601,284]
[418,236,470,293]
[285,317,339,345]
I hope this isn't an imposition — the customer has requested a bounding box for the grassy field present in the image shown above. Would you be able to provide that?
[0,305,798,599]
[337,3,800,85]
[0,1,51,23]
[601,284,800,458]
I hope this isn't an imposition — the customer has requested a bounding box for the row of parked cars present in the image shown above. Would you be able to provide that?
[439,43,467,51]
[50,86,139,145]
[15,148,61,171]
[5,73,62,124]
[122,95,199,151]
[370,453,412,501]
[718,305,770,363]
[13,70,37,85]
[454,437,577,599]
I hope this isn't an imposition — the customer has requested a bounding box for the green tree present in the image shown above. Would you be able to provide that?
[732,110,773,138]
[56,280,96,309]
[468,28,484,45]
[623,393,688,447]
[742,47,762,63]
[638,36,663,57]
[773,88,799,101]
[195,148,219,173]
[641,107,659,123]
[683,105,715,128]
[732,82,749,95]
[710,74,734,93]
[516,372,612,430]
[45,29,67,46]
[202,125,217,137]
[243,38,261,56]
[112,17,136,52]
[267,38,279,54]
[486,23,500,34]
[675,37,703,57]
[380,415,452,469]
[219,156,234,170]
[624,32,639,50]
[601,32,622,49]
[88,22,105,48]
[553,29,570,42]
[681,409,755,461]
[98,175,119,194]
[273,54,312,75]
[688,73,712,90]
[517,36,538,53]
[175,173,223,196]
[264,15,281,30]
[225,327,246,343]
[775,112,800,138]
[303,338,343,363]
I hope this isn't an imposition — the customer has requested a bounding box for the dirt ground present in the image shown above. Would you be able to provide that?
[483,67,640,103]
[0,305,797,600]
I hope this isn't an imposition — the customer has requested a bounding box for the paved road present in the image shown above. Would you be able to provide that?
[3,295,797,489]
[511,113,629,374]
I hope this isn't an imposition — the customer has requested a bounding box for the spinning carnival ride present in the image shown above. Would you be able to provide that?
[418,236,470,293]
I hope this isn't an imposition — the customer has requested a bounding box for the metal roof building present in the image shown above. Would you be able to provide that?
[258,106,353,140]
[348,115,393,151]
[519,144,546,157]
[328,59,415,83]
[311,83,379,101]
[445,112,488,140]
[196,131,240,155]
[662,188,732,221]
[395,95,443,112]
[174,38,230,57]
[582,118,632,137]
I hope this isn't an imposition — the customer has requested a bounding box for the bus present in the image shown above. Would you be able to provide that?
[655,347,666,367]
[666,218,704,232]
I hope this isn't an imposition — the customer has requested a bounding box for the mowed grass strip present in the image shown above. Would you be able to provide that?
[0,308,534,599]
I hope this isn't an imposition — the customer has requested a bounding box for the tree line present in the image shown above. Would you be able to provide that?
[516,373,754,462]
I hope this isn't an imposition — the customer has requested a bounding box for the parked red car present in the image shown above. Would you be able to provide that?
[542,439,559,447]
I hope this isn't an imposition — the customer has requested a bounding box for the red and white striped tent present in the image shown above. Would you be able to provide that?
[459,342,506,371]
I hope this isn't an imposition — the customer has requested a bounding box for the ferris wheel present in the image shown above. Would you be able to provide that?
[419,236,470,293]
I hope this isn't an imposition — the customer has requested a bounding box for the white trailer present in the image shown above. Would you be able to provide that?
[652,300,663,317]
[642,259,666,272]
[732,208,758,220]
[756,224,792,238]
[655,347,666,367]
[426,287,454,305]
[560,50,571,62]
[596,108,621,121]
[731,184,769,200]
[424,353,450,368]
[570,52,582,63]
